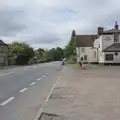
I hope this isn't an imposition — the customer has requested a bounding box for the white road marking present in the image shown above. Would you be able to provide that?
[34,75,61,120]
[23,66,30,70]
[0,97,15,106]
[33,66,36,68]
[49,69,53,72]
[30,82,36,86]
[0,72,13,77]
[24,68,29,70]
[34,67,64,120]
[61,66,65,73]
[37,78,42,81]
[45,75,60,102]
[20,88,28,93]
[46,73,48,75]
[42,75,46,78]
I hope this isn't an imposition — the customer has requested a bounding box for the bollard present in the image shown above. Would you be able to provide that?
[82,64,85,70]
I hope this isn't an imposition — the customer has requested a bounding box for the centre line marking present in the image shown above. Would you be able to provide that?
[37,78,42,81]
[42,75,46,78]
[30,82,36,86]
[20,88,28,93]
[0,72,13,77]
[1,97,15,106]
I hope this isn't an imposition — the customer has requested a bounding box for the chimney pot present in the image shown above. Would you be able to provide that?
[98,27,104,34]
[114,21,119,30]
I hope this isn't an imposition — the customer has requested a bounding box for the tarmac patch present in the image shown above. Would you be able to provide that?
[39,112,64,120]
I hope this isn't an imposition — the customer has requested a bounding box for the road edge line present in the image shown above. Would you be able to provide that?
[34,67,65,120]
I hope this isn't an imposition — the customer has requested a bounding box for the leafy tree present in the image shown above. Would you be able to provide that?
[9,42,34,65]
[42,47,64,61]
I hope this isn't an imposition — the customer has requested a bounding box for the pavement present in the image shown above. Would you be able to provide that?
[40,64,120,120]
[0,62,63,120]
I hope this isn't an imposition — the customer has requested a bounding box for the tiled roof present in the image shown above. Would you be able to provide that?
[76,35,98,47]
[102,29,120,34]
[0,40,8,46]
[103,43,120,52]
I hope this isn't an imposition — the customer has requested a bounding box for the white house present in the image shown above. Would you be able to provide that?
[94,22,120,64]
[76,22,120,64]
[76,34,98,63]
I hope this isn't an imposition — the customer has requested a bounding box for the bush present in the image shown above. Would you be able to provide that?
[67,56,76,64]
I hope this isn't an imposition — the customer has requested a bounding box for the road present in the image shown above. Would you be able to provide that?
[0,62,63,120]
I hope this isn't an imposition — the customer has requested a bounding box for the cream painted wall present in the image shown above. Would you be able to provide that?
[76,47,98,63]
[101,34,114,50]
[80,47,91,62]
[98,51,105,63]
[89,48,98,63]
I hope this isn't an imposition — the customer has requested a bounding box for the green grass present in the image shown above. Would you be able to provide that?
[75,63,80,69]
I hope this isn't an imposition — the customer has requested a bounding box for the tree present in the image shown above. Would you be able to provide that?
[64,30,76,58]
[35,48,45,62]
[9,42,34,65]
[42,47,64,61]
[56,47,64,59]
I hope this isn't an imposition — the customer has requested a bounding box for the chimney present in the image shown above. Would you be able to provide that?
[114,21,119,30]
[98,27,104,35]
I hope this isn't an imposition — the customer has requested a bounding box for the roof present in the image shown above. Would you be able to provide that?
[76,35,98,47]
[103,43,120,52]
[0,40,8,46]
[101,29,120,34]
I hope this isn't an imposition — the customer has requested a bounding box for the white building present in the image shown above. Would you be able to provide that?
[76,35,98,63]
[94,22,120,64]
[76,22,120,64]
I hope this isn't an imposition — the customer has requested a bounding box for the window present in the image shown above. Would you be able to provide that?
[114,33,119,42]
[0,46,3,52]
[94,51,96,58]
[81,57,83,61]
[81,48,85,53]
[115,52,118,56]
[105,54,113,61]
[84,55,87,60]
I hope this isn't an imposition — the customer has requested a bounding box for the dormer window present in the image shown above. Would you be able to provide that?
[114,32,119,42]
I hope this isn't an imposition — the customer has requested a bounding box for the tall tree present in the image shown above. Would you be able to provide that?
[9,42,34,65]
[64,30,76,57]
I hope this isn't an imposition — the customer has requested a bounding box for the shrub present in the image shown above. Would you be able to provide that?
[67,56,76,64]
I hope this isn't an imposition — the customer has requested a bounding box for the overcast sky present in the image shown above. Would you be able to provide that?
[0,0,120,49]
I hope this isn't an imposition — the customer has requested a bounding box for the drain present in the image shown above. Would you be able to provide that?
[39,113,63,120]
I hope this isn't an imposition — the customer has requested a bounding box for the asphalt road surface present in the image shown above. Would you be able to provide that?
[0,62,63,120]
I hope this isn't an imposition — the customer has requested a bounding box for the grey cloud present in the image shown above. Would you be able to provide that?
[0,8,26,36]
[1,0,120,49]
[29,33,61,45]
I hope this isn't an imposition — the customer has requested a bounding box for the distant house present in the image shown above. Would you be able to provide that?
[76,34,98,63]
[76,22,120,64]
[0,40,8,66]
